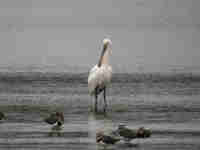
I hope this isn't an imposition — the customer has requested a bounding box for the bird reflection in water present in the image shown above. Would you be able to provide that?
[49,123,63,137]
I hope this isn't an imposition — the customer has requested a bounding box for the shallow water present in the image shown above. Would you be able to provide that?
[0,73,200,149]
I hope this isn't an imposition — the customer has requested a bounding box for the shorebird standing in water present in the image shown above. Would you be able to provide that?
[44,112,64,136]
[88,38,112,113]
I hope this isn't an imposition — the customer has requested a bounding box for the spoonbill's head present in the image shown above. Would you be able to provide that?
[103,38,112,54]
[103,38,112,46]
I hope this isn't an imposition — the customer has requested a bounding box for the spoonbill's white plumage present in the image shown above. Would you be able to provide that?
[88,38,112,113]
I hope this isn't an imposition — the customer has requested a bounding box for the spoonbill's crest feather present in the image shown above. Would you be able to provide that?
[103,38,112,45]
[103,38,112,44]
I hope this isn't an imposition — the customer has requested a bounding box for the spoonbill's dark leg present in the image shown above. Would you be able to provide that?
[103,87,107,113]
[95,88,98,113]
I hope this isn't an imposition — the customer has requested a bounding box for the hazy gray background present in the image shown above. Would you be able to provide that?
[0,0,199,73]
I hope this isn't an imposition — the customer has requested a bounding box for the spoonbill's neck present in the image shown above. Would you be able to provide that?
[98,44,111,67]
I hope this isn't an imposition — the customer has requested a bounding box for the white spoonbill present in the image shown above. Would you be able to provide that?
[88,38,112,113]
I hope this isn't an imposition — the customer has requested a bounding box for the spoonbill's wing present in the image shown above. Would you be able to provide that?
[88,65,112,95]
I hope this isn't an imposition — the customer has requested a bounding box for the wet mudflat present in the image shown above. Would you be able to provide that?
[0,94,90,150]
[0,72,200,150]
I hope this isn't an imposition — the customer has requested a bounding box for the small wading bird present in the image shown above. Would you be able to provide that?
[88,38,112,113]
[96,131,120,145]
[116,124,151,143]
[44,112,64,136]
